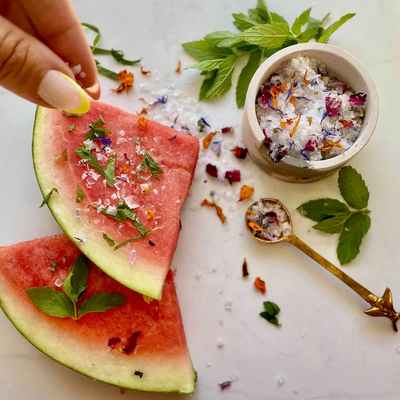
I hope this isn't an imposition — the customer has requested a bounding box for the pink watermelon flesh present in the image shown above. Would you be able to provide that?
[33,102,199,299]
[0,235,196,393]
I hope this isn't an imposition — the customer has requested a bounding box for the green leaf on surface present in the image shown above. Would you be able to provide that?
[114,228,158,251]
[247,9,265,24]
[260,301,281,326]
[82,23,101,53]
[255,0,272,23]
[55,149,68,161]
[40,188,58,208]
[337,213,371,265]
[239,23,290,49]
[297,17,322,43]
[75,146,105,177]
[103,233,115,247]
[199,70,217,101]
[76,184,84,203]
[187,59,225,72]
[204,31,237,44]
[91,47,111,55]
[338,166,369,210]
[110,49,141,65]
[312,212,351,234]
[232,13,260,31]
[85,115,112,140]
[25,287,74,318]
[291,8,312,36]
[96,63,119,80]
[105,154,117,187]
[62,255,89,304]
[270,12,288,26]
[297,198,349,221]
[236,49,262,108]
[181,40,232,61]
[78,292,127,318]
[318,13,356,43]
[202,54,237,100]
[68,124,75,133]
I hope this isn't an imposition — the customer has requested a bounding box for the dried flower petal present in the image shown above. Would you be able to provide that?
[225,170,241,185]
[147,209,155,221]
[254,277,266,294]
[206,163,218,178]
[108,337,121,349]
[219,381,232,391]
[203,131,217,149]
[175,60,181,73]
[339,119,353,128]
[123,331,142,355]
[221,126,234,134]
[201,199,226,223]
[143,296,153,304]
[168,135,178,141]
[210,140,222,156]
[305,140,315,152]
[139,107,148,115]
[242,258,249,277]
[112,70,134,94]
[303,70,310,85]
[349,93,367,106]
[325,96,342,117]
[238,185,254,202]
[138,116,148,130]
[140,66,151,75]
[289,114,301,138]
[231,147,248,159]
[248,221,265,231]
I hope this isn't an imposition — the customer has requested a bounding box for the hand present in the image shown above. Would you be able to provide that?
[0,0,99,114]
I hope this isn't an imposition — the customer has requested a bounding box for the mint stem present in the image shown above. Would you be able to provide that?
[73,302,78,321]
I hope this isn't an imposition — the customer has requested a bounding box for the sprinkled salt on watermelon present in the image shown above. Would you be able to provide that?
[33,102,199,299]
[0,235,196,394]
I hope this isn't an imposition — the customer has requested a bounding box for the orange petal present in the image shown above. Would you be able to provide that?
[254,277,266,294]
[289,113,301,138]
[202,131,217,150]
[138,116,148,130]
[147,209,155,221]
[238,185,254,202]
[248,221,265,231]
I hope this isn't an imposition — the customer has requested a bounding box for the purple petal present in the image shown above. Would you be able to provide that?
[285,89,292,101]
[200,117,211,128]
[320,111,328,124]
[349,93,367,106]
[154,95,168,104]
[300,150,309,160]
[218,381,232,391]
[168,135,178,141]
[267,98,281,112]
[123,332,142,355]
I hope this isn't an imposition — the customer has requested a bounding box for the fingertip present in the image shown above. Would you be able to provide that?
[84,79,101,100]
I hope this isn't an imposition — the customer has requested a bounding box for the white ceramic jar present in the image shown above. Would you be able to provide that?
[242,43,379,183]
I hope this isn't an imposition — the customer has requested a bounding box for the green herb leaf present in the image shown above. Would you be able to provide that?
[255,0,272,23]
[236,49,262,108]
[203,54,237,100]
[40,188,58,208]
[105,154,116,187]
[270,12,288,26]
[296,17,322,42]
[95,60,119,80]
[114,228,158,251]
[82,23,101,53]
[76,184,84,203]
[199,70,217,101]
[25,287,74,318]
[318,13,356,43]
[260,301,281,326]
[181,41,232,61]
[103,233,115,246]
[135,137,142,145]
[337,213,371,265]
[137,152,164,181]
[78,292,127,318]
[312,212,351,234]
[68,124,75,133]
[84,115,112,140]
[338,166,369,210]
[204,31,237,45]
[232,13,260,31]
[62,255,89,304]
[122,208,147,236]
[92,47,111,55]
[239,22,290,49]
[109,49,141,65]
[55,149,68,161]
[187,59,225,72]
[49,262,57,273]
[62,111,83,118]
[297,198,349,221]
[247,9,265,24]
[291,8,312,36]
[75,146,105,177]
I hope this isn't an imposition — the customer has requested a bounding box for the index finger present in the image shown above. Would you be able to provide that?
[21,0,98,91]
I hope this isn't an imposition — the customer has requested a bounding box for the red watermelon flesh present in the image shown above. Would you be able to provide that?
[33,101,199,299]
[0,235,196,393]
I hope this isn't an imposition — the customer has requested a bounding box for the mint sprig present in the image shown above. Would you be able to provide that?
[40,188,58,208]
[298,166,371,265]
[182,0,355,107]
[25,255,127,321]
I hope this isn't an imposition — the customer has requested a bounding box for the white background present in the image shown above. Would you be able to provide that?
[1,1,400,399]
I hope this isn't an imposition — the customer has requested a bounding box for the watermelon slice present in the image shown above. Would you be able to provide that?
[33,102,199,300]
[0,235,196,394]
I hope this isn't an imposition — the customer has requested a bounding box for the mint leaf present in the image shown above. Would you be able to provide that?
[247,9,265,24]
[313,212,351,234]
[239,23,290,49]
[182,41,232,61]
[291,8,312,36]
[337,213,371,264]
[122,208,147,236]
[260,301,281,326]
[114,228,158,250]
[137,152,164,181]
[62,255,89,304]
[82,23,101,53]
[297,198,349,221]
[232,13,260,31]
[62,111,83,118]
[297,17,322,42]
[75,146,105,177]
[78,293,127,318]
[68,124,75,133]
[55,149,68,161]
[203,54,237,100]
[95,61,119,80]
[255,0,272,23]
[103,233,115,246]
[40,188,58,208]
[105,153,116,187]
[85,115,112,140]
[236,49,262,108]
[187,59,225,71]
[338,166,369,210]
[318,13,355,43]
[110,49,141,66]
[204,31,237,45]
[270,12,288,26]
[199,70,217,101]
[76,184,84,203]
[25,287,74,318]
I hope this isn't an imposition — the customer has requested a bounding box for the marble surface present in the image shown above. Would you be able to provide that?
[1,1,400,399]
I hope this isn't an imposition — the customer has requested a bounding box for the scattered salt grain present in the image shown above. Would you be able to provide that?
[54,278,63,287]
[94,219,100,224]
[79,71,86,78]
[229,371,239,381]
[103,199,111,206]
[224,300,232,311]
[124,196,139,209]
[212,265,218,272]
[301,332,306,338]
[293,389,299,394]
[75,208,81,219]
[106,205,118,216]
[83,139,95,151]
[218,318,224,326]
[206,363,211,367]
[71,64,82,75]
[216,338,225,348]
[130,250,137,265]
[195,272,202,281]
[396,346,400,354]
[277,374,286,385]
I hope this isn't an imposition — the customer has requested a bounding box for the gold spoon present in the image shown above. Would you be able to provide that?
[245,198,400,332]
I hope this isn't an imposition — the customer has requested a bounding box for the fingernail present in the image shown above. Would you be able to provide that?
[38,71,90,114]
[85,80,101,100]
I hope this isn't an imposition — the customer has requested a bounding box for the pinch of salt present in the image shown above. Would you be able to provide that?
[106,206,118,216]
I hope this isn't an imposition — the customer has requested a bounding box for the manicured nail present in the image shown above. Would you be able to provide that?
[85,80,101,100]
[38,70,90,114]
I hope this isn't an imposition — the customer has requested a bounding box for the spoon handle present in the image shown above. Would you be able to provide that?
[286,233,400,332]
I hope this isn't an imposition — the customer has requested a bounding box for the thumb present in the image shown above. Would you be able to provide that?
[0,15,90,114]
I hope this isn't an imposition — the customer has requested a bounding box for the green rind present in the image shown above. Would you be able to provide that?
[32,107,167,300]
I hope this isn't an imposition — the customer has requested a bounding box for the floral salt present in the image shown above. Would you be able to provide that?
[246,200,291,241]
[256,56,367,162]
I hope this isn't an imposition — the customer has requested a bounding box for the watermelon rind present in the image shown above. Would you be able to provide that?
[32,105,198,300]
